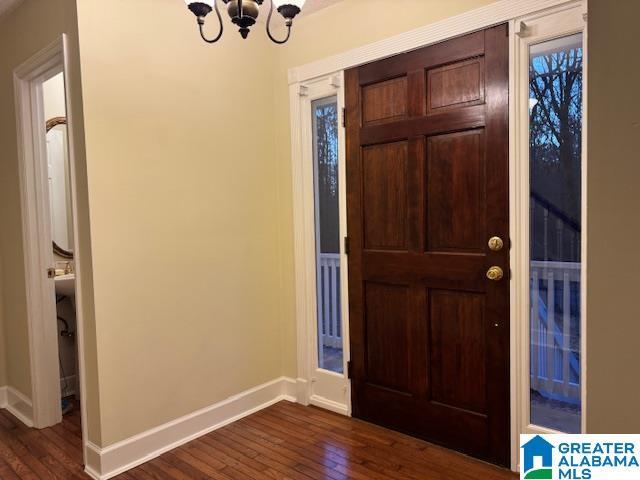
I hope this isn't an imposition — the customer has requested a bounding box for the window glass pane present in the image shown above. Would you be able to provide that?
[529,33,583,433]
[312,96,343,373]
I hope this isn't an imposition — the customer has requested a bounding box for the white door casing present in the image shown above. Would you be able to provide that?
[14,34,89,467]
[292,74,350,415]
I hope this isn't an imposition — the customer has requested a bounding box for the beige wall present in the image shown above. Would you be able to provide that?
[0,255,6,386]
[5,0,637,452]
[71,0,497,447]
[0,0,501,447]
[0,0,101,441]
[74,0,284,446]
[586,0,640,433]
[272,0,498,376]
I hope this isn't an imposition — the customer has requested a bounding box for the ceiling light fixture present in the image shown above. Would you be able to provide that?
[184,0,306,44]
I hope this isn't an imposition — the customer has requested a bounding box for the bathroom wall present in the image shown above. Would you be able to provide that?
[43,72,66,119]
[0,0,100,441]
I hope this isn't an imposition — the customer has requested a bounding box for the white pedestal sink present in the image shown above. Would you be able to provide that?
[55,274,75,297]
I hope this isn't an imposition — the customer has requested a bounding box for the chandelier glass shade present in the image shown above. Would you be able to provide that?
[184,0,306,44]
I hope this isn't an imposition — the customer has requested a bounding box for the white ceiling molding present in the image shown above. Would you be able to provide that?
[0,0,22,20]
[288,0,582,84]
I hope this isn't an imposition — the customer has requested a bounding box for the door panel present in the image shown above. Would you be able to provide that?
[346,24,510,466]
[426,130,486,252]
[364,282,410,393]
[430,289,487,414]
[362,142,409,250]
[427,57,485,113]
[362,77,408,125]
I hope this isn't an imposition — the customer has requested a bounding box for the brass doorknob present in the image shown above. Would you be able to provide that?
[488,236,504,251]
[486,266,504,281]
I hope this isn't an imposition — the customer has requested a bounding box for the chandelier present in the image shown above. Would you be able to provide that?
[184,0,306,44]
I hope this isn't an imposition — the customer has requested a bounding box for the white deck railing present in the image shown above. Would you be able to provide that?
[318,256,581,403]
[530,260,581,403]
[318,253,342,349]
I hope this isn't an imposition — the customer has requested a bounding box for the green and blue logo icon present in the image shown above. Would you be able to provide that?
[521,435,554,479]
[520,434,640,479]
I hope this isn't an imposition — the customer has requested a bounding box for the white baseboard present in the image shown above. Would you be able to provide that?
[295,377,310,405]
[0,386,34,427]
[309,394,349,416]
[85,376,298,480]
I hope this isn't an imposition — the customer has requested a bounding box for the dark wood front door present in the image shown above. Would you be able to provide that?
[345,24,510,466]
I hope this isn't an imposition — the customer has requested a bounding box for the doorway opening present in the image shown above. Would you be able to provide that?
[43,71,80,420]
[14,36,87,465]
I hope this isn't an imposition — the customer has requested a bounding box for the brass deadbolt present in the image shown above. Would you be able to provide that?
[488,236,504,251]
[486,266,504,281]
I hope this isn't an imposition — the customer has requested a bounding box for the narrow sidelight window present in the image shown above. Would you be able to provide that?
[529,33,583,433]
[312,96,343,373]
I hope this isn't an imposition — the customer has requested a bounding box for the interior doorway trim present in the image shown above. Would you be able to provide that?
[14,34,88,462]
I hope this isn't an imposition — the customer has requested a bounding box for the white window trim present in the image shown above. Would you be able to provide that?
[511,0,588,467]
[288,0,588,472]
[290,75,350,415]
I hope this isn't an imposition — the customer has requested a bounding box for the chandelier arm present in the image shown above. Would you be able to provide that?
[266,0,292,45]
[199,0,224,43]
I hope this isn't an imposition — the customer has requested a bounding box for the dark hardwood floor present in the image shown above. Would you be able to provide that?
[0,401,517,479]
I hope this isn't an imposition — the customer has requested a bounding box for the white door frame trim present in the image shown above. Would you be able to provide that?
[292,75,350,415]
[14,34,88,464]
[511,0,588,465]
[289,0,587,472]
[288,0,580,85]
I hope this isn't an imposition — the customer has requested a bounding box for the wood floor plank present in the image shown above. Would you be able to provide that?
[0,457,21,480]
[0,401,517,480]
[172,447,232,480]
[180,441,227,471]
[227,421,346,471]
[41,427,84,465]
[215,427,318,480]
[0,428,59,480]
[244,413,418,480]
[195,436,276,480]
